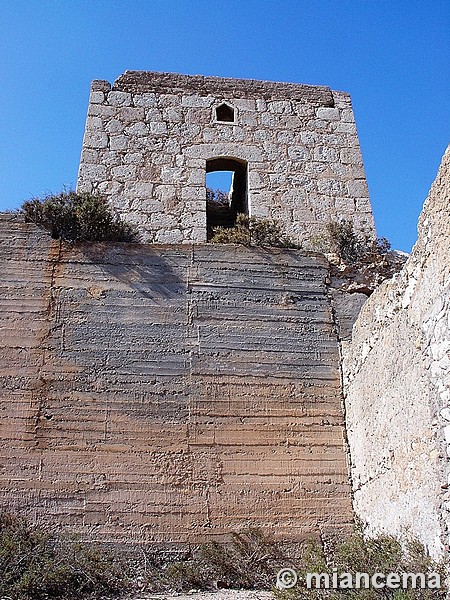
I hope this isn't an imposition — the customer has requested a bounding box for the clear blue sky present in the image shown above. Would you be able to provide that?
[1,0,448,251]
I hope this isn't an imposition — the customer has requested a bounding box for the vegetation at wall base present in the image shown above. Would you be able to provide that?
[0,512,129,599]
[22,191,135,243]
[276,531,447,600]
[1,512,446,599]
[211,214,298,248]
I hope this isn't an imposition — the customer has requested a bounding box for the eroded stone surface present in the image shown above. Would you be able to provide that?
[343,146,450,559]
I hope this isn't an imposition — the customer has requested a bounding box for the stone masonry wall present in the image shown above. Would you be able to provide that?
[0,216,353,545]
[77,71,375,244]
[343,146,450,560]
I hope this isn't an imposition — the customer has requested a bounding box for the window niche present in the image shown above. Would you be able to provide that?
[215,103,235,123]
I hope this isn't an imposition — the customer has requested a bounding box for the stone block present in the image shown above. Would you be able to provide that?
[86,116,104,131]
[288,146,310,161]
[155,228,183,243]
[314,146,338,162]
[164,107,183,123]
[84,131,108,149]
[329,162,348,176]
[260,113,278,127]
[88,104,117,119]
[316,107,340,121]
[304,161,327,175]
[103,151,122,168]
[239,112,258,126]
[78,164,107,181]
[117,107,145,123]
[181,186,205,201]
[80,149,98,163]
[107,91,132,107]
[111,165,137,181]
[149,122,168,135]
[277,131,294,143]
[268,100,293,114]
[165,139,181,154]
[138,198,163,212]
[161,167,185,185]
[124,122,149,137]
[181,95,214,108]
[98,180,122,195]
[341,148,362,165]
[109,135,128,151]
[105,119,125,134]
[317,179,346,195]
[151,212,177,227]
[180,212,205,228]
[123,152,144,165]
[335,122,357,134]
[248,171,265,189]
[89,91,104,104]
[300,131,318,145]
[133,93,158,107]
[340,108,356,123]
[347,180,369,197]
[187,169,205,186]
[145,107,163,122]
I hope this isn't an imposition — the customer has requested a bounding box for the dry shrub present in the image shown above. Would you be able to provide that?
[22,191,135,243]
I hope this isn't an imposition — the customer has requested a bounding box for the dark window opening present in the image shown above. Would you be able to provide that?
[206,158,247,240]
[216,103,235,122]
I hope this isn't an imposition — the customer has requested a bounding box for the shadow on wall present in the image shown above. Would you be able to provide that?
[75,242,187,301]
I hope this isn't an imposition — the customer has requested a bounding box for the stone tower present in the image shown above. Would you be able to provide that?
[77,71,375,244]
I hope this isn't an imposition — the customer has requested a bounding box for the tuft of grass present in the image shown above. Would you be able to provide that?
[22,191,135,243]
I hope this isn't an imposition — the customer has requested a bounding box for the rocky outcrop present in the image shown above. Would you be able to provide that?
[343,146,450,559]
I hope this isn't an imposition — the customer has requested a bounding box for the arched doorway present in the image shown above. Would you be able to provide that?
[206,157,248,240]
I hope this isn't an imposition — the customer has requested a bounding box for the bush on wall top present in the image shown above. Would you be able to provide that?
[210,214,298,248]
[22,191,135,243]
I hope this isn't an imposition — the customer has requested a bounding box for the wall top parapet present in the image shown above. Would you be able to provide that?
[91,70,336,106]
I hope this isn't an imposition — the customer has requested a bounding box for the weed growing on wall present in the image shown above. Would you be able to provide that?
[211,214,298,248]
[311,219,391,264]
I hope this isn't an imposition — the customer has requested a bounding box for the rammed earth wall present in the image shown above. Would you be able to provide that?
[77,71,375,244]
[0,216,353,544]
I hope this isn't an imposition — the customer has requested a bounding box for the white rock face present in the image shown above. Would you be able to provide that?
[343,146,450,559]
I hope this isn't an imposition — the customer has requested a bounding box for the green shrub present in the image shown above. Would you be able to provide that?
[211,214,298,248]
[2,511,445,599]
[0,512,129,599]
[22,191,135,243]
[207,187,230,209]
[276,531,447,600]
